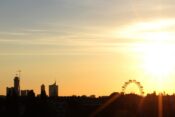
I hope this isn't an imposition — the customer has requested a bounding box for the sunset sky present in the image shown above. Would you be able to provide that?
[1,0,175,96]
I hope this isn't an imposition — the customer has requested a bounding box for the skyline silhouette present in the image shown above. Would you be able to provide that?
[0,72,174,97]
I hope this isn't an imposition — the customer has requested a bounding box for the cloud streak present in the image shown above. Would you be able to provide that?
[1,0,175,55]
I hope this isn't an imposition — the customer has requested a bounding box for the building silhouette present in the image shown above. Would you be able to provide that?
[6,75,20,96]
[49,82,58,97]
[14,76,20,96]
[21,90,31,96]
[6,87,14,96]
[41,84,45,93]
[21,90,27,96]
[40,84,47,98]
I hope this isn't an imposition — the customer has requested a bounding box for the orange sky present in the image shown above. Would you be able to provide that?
[1,0,175,96]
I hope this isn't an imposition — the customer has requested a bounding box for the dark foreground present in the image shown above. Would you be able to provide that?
[0,92,174,117]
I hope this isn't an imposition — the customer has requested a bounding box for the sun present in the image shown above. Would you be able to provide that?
[142,43,175,77]
[141,43,175,92]
[115,19,175,76]
[112,19,175,92]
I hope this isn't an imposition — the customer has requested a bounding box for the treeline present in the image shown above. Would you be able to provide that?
[0,92,175,117]
[93,92,175,117]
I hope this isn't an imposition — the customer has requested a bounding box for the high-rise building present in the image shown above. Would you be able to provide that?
[40,84,47,96]
[41,84,45,93]
[49,82,58,97]
[6,75,21,96]
[14,76,20,96]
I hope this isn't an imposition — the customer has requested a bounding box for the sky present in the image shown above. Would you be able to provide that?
[1,0,175,96]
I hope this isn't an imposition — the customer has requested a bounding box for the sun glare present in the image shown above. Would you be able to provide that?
[142,44,175,77]
[114,19,175,91]
[141,44,175,92]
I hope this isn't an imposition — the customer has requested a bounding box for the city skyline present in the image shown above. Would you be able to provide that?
[1,0,175,96]
[1,72,141,96]
[0,71,174,96]
[6,73,59,97]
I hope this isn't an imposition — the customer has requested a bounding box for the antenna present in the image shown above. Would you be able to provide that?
[54,78,56,85]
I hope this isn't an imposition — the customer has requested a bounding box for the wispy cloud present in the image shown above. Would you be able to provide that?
[0,31,28,36]
[1,0,175,56]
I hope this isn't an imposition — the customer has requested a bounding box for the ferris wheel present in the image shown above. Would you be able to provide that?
[122,79,144,96]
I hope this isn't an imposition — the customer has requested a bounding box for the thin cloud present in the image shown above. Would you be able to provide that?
[0,31,27,36]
